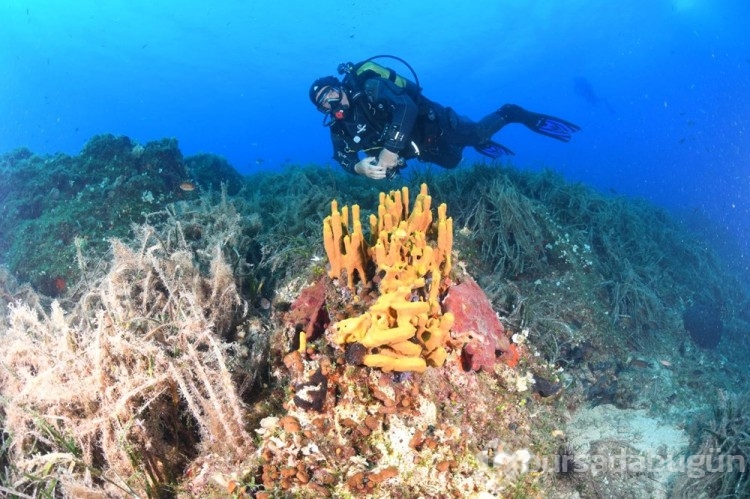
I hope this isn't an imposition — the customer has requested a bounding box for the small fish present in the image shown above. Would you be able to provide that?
[179,181,197,192]
[629,358,651,368]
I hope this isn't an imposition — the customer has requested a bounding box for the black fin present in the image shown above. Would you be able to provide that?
[499,104,581,142]
[474,140,515,159]
[528,115,581,142]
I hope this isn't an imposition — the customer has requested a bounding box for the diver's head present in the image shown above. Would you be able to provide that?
[309,76,350,125]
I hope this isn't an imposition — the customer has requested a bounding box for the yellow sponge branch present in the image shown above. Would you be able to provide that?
[322,200,367,289]
[363,354,427,373]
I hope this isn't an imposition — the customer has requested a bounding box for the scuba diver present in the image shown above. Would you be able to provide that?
[310,56,581,180]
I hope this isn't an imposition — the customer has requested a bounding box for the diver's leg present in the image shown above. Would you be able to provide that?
[422,103,517,161]
[436,143,463,168]
[413,101,466,167]
[439,107,516,159]
[417,140,464,168]
[482,104,581,142]
[441,107,487,145]
[476,109,510,141]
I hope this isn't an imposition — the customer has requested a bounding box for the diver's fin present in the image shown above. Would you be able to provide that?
[474,140,515,159]
[527,115,581,142]
[499,104,581,142]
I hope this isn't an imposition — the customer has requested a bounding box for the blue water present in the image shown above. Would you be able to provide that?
[2,0,748,274]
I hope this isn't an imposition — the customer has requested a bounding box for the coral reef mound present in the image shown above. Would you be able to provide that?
[1,139,749,498]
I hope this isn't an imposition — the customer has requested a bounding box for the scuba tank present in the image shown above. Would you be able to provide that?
[337,55,422,102]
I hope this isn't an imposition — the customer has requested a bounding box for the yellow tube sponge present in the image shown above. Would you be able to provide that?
[322,200,343,278]
[333,314,372,345]
[426,346,447,367]
[360,324,417,349]
[324,184,455,373]
[390,300,430,327]
[388,340,423,357]
[363,354,427,373]
[322,201,367,289]
[435,203,453,276]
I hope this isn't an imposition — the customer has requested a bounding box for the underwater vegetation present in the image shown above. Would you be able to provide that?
[0,135,749,497]
[0,135,243,297]
[672,390,750,497]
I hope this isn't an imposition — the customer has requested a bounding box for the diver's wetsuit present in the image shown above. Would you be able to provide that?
[327,76,580,174]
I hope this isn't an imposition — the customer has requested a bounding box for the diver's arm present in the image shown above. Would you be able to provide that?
[331,133,360,174]
[330,127,386,178]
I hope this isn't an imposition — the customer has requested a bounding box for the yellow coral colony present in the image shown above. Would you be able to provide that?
[323,184,454,373]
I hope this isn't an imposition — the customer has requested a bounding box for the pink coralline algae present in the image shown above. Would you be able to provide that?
[285,276,329,342]
[443,275,513,372]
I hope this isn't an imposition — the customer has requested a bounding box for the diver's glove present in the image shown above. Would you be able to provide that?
[354,156,387,180]
[385,156,406,180]
[377,148,401,169]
